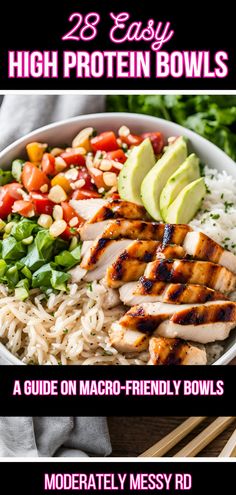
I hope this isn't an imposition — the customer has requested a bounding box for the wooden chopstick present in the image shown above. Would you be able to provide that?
[139,417,206,457]
[174,417,235,457]
[219,427,236,457]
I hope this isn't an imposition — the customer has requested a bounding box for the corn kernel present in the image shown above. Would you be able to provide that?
[103,172,117,187]
[69,216,79,227]
[48,185,68,203]
[73,179,85,189]
[100,160,112,171]
[72,127,94,151]
[49,219,67,237]
[38,214,53,229]
[54,156,67,173]
[53,205,63,221]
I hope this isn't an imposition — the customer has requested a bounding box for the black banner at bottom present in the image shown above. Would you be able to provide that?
[0,365,235,416]
[0,460,234,495]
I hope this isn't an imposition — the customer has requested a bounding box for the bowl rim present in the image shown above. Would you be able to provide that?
[1,112,236,169]
[0,111,235,366]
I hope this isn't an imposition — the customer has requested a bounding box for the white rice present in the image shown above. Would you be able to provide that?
[190,166,236,254]
[1,165,236,365]
[0,282,148,365]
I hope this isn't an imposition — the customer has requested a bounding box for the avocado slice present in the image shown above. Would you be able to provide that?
[118,138,155,205]
[164,177,206,224]
[141,136,187,220]
[160,153,200,221]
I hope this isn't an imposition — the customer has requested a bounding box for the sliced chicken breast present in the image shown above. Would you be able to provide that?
[79,220,111,240]
[106,242,186,289]
[79,219,192,242]
[148,336,207,365]
[87,199,148,223]
[157,302,236,342]
[70,198,105,220]
[81,241,93,257]
[81,238,130,270]
[115,300,236,336]
[109,322,149,352]
[183,231,236,274]
[82,239,131,281]
[156,244,186,260]
[119,281,227,306]
[117,301,192,333]
[105,240,160,289]
[144,259,236,293]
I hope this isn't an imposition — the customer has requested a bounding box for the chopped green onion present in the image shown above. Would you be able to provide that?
[11,159,25,182]
[5,266,19,288]
[69,237,78,252]
[0,259,7,277]
[0,169,13,186]
[21,266,32,279]
[15,286,29,301]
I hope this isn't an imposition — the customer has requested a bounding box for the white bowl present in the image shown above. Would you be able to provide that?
[0,112,235,365]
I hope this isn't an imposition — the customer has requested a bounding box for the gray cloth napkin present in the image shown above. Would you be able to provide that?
[0,95,111,458]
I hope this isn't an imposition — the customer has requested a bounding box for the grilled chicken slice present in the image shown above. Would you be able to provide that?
[68,241,92,283]
[88,199,148,223]
[156,244,186,260]
[106,242,187,289]
[79,220,111,240]
[144,259,236,293]
[157,301,236,343]
[82,239,131,281]
[148,336,207,365]
[79,218,192,242]
[115,299,236,332]
[119,281,227,306]
[183,231,236,274]
[70,198,105,221]
[109,322,149,352]
[113,300,236,344]
[105,240,160,289]
[116,301,195,333]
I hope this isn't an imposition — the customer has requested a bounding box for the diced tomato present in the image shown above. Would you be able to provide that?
[91,131,118,152]
[60,150,86,166]
[106,149,127,164]
[0,183,23,218]
[41,153,55,176]
[61,202,84,224]
[76,166,95,190]
[88,167,106,190]
[22,162,50,192]
[120,134,143,147]
[72,188,101,200]
[30,192,54,215]
[12,200,35,217]
[141,132,164,154]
